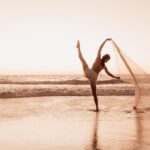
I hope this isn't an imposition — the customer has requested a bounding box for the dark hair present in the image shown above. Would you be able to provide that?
[101,54,110,67]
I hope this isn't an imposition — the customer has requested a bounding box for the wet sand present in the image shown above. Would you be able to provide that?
[0,96,150,150]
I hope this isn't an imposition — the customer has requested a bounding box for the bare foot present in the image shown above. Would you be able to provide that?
[76,40,80,49]
[133,106,137,109]
[96,108,99,112]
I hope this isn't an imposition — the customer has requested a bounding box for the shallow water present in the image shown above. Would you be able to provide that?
[0,96,150,150]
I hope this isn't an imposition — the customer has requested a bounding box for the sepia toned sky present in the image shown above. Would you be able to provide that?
[0,0,150,74]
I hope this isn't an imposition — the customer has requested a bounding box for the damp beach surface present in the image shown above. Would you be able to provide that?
[0,96,150,150]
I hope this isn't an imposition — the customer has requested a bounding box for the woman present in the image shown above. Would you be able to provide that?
[76,38,120,111]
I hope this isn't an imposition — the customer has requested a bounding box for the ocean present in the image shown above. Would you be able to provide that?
[0,74,149,98]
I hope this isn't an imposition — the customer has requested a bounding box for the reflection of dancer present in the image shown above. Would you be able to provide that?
[76,39,120,111]
[85,112,99,150]
[91,112,99,150]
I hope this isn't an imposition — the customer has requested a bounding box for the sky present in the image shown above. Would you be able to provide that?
[0,0,150,74]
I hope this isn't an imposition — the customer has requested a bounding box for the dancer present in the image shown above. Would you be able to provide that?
[76,39,120,111]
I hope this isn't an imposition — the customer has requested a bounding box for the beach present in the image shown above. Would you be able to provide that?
[0,96,150,150]
[0,75,149,149]
[1,0,150,149]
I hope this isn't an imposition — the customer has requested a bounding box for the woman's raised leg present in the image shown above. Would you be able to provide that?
[76,40,89,72]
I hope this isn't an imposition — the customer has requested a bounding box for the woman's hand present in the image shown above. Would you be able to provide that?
[103,38,112,44]
[106,38,112,41]
[116,76,120,80]
[76,40,80,49]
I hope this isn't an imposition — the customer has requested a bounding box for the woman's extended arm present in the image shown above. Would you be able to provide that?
[104,66,120,79]
[97,38,112,58]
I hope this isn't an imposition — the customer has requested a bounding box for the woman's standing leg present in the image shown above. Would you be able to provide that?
[90,82,99,111]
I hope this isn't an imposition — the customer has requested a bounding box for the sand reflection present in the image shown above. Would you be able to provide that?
[85,110,150,150]
[134,110,144,150]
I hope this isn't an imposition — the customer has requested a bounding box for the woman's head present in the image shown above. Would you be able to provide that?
[102,54,110,63]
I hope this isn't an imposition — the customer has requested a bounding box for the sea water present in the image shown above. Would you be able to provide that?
[0,74,149,98]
